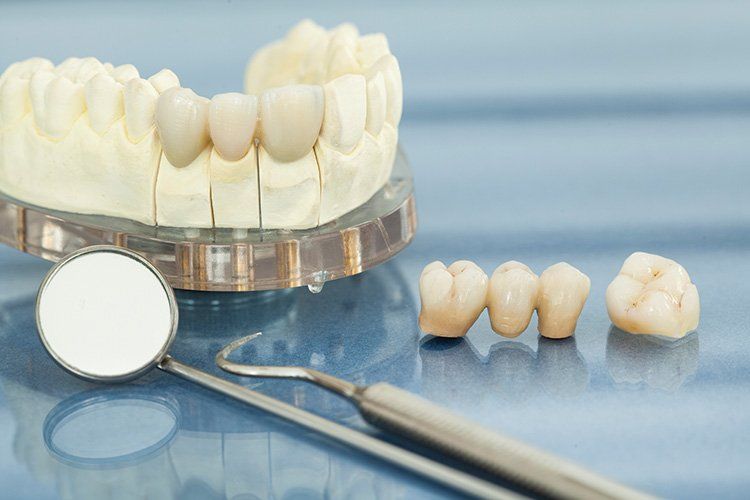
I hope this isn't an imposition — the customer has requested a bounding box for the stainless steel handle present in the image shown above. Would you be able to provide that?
[357,383,651,500]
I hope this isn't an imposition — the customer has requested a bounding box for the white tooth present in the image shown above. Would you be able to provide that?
[487,261,540,338]
[43,76,85,139]
[419,260,489,337]
[326,43,360,81]
[537,263,590,339]
[54,57,83,79]
[103,62,114,73]
[606,252,700,338]
[1,58,53,83]
[320,74,366,153]
[285,19,326,46]
[148,69,180,93]
[0,77,31,128]
[74,57,106,83]
[208,92,258,161]
[368,55,402,127]
[330,22,359,40]
[259,84,323,162]
[29,70,55,128]
[84,74,124,135]
[156,87,211,168]
[365,72,386,136]
[111,64,140,84]
[356,33,390,68]
[123,77,159,142]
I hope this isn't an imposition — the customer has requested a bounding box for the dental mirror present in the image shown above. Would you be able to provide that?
[34,245,514,500]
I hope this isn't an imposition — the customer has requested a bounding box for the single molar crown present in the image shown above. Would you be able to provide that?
[606,252,700,338]
[0,19,402,229]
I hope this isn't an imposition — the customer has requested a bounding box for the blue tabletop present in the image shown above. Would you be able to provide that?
[1,1,749,498]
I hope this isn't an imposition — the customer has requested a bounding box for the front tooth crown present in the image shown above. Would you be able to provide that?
[156,86,211,168]
[419,260,489,338]
[606,252,700,338]
[259,84,324,162]
[537,263,591,339]
[111,64,140,84]
[123,77,159,142]
[487,261,540,338]
[84,74,124,135]
[43,76,86,139]
[209,92,258,161]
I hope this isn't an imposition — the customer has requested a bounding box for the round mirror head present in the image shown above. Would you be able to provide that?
[36,246,178,383]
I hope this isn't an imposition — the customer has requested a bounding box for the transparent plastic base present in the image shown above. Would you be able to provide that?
[0,148,417,292]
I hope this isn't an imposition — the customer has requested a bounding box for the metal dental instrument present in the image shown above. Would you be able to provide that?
[218,335,652,500]
[34,245,518,500]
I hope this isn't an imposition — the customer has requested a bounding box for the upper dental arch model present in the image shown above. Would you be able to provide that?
[0,20,402,229]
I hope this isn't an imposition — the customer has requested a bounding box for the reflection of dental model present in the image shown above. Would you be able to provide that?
[536,263,591,339]
[487,261,540,338]
[418,261,488,337]
[0,20,402,229]
[606,252,700,338]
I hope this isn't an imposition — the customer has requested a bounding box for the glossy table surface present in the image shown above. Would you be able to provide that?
[1,1,749,498]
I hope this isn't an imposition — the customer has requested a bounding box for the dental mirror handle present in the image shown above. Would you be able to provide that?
[355,383,651,500]
[156,356,520,500]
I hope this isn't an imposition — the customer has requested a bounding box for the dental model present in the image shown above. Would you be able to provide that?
[536,263,591,339]
[418,261,488,337]
[606,252,700,338]
[0,20,402,229]
[486,261,540,338]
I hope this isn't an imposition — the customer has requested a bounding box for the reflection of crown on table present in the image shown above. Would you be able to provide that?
[0,148,416,292]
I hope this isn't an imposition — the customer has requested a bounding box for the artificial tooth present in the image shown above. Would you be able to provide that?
[156,87,211,168]
[330,22,359,41]
[0,77,31,128]
[148,69,180,93]
[123,77,159,142]
[320,74,366,153]
[54,57,83,79]
[326,44,360,81]
[285,19,326,47]
[111,64,140,84]
[43,77,86,139]
[357,33,390,68]
[84,74,124,135]
[365,72,386,136]
[368,55,403,127]
[487,261,540,338]
[29,70,55,128]
[75,57,106,83]
[418,260,489,337]
[537,263,591,339]
[606,252,700,338]
[0,58,53,83]
[208,92,258,161]
[258,84,323,162]
[103,62,114,73]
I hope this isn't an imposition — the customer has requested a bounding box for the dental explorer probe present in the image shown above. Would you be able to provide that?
[218,333,653,500]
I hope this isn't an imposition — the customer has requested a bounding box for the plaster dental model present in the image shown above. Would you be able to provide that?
[0,20,402,229]
[418,261,488,338]
[486,261,540,338]
[536,263,591,339]
[605,252,700,338]
[419,260,590,339]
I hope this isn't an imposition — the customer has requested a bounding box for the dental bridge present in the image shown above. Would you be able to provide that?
[0,20,414,292]
[35,245,650,500]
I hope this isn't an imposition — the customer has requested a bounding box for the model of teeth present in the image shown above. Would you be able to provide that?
[486,261,539,338]
[418,261,489,338]
[606,252,700,338]
[536,263,591,339]
[0,20,402,229]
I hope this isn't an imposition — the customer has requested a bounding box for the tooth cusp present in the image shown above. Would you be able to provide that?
[606,252,700,338]
[537,262,591,339]
[418,260,489,338]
